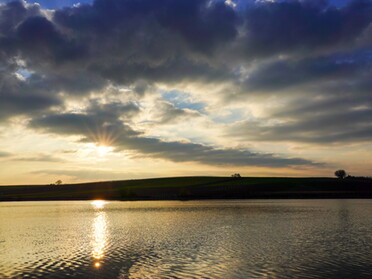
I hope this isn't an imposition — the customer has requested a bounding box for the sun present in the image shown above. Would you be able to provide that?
[97,145,113,156]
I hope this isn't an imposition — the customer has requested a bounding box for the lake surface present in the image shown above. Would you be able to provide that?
[0,199,371,279]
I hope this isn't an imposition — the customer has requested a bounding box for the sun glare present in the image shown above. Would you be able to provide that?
[91,200,107,209]
[97,145,113,156]
[92,210,107,269]
[94,262,101,268]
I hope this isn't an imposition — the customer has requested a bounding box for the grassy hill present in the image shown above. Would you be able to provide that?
[1,176,372,201]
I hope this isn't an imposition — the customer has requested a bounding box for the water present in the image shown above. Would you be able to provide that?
[0,199,371,279]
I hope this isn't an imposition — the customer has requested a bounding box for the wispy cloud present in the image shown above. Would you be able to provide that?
[12,154,65,162]
[0,151,12,157]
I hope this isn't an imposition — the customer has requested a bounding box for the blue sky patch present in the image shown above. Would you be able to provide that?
[161,90,206,113]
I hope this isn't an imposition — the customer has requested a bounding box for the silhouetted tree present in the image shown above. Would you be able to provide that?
[231,173,241,178]
[55,180,63,185]
[335,170,347,179]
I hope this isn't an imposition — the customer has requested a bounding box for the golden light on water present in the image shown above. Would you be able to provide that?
[91,200,107,209]
[91,200,108,268]
[94,262,101,268]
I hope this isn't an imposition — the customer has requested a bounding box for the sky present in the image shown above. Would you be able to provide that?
[0,0,371,185]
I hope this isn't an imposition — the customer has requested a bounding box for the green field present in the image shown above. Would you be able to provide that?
[1,176,372,201]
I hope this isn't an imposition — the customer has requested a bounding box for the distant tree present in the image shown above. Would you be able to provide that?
[335,170,347,179]
[231,173,241,178]
[55,180,63,185]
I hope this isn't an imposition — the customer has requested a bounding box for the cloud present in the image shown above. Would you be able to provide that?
[114,135,321,167]
[161,90,206,113]
[239,0,372,58]
[2,0,369,100]
[152,101,201,124]
[0,0,371,171]
[0,0,370,100]
[29,101,321,167]
[0,1,94,10]
[12,154,64,162]
[0,151,12,157]
[243,50,370,92]
[59,149,77,154]
[29,100,141,145]
[230,49,372,145]
[0,73,62,121]
[32,168,160,181]
[228,107,372,144]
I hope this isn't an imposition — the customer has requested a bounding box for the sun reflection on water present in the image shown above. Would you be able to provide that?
[91,200,108,268]
[94,262,101,268]
[91,200,107,209]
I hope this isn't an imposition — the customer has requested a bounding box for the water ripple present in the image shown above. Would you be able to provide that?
[0,200,371,278]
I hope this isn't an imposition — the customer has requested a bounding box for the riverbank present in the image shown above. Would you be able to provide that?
[1,176,372,201]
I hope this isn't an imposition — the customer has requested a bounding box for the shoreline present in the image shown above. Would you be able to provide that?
[1,176,372,202]
[1,196,372,203]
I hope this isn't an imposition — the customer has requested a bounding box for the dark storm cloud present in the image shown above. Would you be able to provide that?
[0,68,105,122]
[0,73,62,121]
[53,0,238,54]
[240,0,372,58]
[0,2,85,68]
[0,0,370,92]
[0,1,41,40]
[2,0,370,90]
[48,0,239,85]
[51,0,372,86]
[29,103,321,167]
[16,15,85,64]
[53,0,371,64]
[244,50,370,91]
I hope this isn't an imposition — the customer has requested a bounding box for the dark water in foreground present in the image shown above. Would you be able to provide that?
[0,200,371,279]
